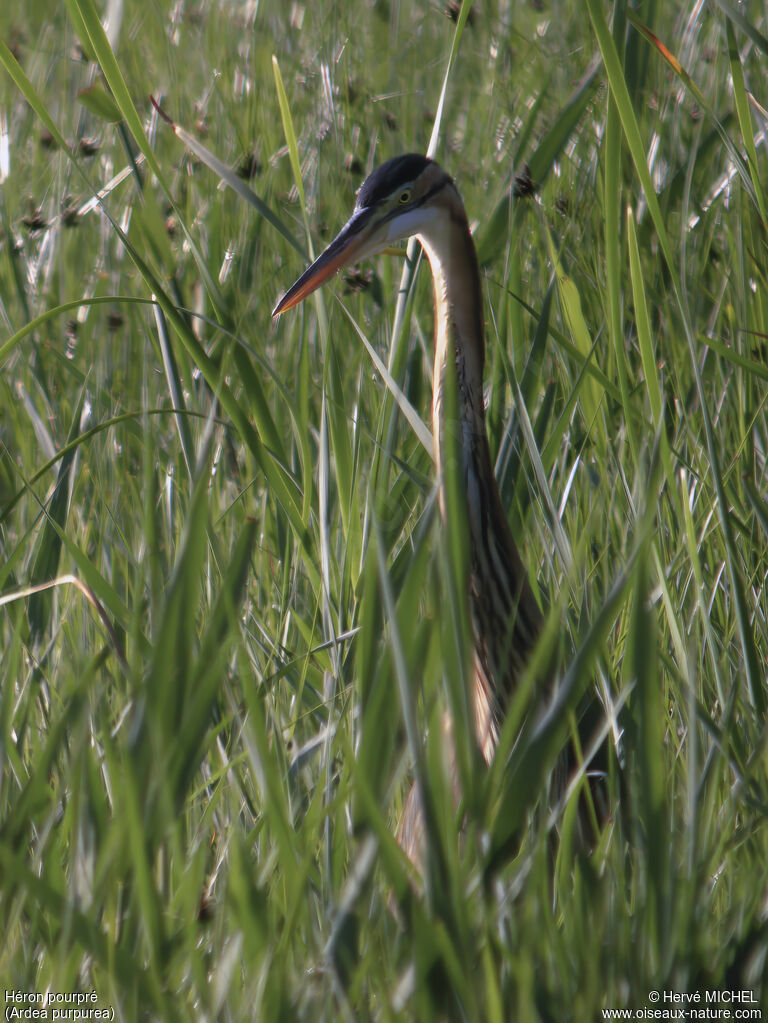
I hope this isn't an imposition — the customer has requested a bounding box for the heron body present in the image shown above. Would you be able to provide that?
[274,154,544,855]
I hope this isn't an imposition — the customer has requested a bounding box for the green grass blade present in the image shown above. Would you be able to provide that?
[724,19,768,227]
[587,0,765,713]
[626,205,663,426]
[487,545,638,870]
[157,103,305,258]
[711,0,768,57]
[272,56,306,213]
[27,391,84,643]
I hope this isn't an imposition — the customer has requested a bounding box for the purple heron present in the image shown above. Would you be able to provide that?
[274,154,549,861]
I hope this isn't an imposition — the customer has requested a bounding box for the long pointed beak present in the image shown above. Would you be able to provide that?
[272,207,376,316]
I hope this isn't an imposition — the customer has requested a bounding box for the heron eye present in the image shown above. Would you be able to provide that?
[398,188,412,204]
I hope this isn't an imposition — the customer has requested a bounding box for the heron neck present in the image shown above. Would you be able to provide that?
[418,199,542,755]
[416,201,487,474]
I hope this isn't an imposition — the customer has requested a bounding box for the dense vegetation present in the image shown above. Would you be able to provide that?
[1,0,767,1017]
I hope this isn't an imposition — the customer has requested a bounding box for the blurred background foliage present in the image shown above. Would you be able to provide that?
[1,0,767,1017]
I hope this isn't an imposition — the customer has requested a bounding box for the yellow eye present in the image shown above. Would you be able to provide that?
[398,188,412,204]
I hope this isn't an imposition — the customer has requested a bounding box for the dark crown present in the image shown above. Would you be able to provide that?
[356,154,434,209]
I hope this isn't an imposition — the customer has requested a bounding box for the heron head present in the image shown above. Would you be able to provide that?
[272,154,454,316]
